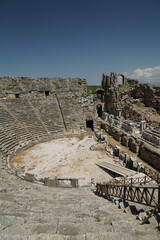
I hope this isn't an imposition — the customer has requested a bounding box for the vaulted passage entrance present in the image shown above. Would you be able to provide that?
[86,118,94,131]
[97,104,102,118]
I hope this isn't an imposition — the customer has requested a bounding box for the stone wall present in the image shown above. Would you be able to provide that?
[130,84,160,111]
[139,143,160,170]
[0,76,87,98]
[101,121,160,170]
[142,129,160,147]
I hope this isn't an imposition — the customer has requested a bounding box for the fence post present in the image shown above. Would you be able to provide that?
[106,184,108,195]
[157,174,159,184]
[144,176,146,185]
[158,185,160,213]
[123,180,126,202]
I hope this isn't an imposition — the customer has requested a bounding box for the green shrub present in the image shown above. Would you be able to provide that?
[87,85,101,95]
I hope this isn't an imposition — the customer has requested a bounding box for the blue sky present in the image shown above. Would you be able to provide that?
[0,0,160,85]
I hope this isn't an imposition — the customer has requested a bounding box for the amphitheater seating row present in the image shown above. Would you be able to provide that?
[0,93,83,157]
[56,93,83,131]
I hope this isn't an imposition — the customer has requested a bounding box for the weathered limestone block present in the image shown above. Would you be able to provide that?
[128,137,134,148]
[114,146,122,157]
[121,135,129,147]
[139,143,160,170]
[25,173,35,182]
[71,179,79,188]
[129,156,137,170]
[130,141,139,154]
[101,122,109,132]
[108,127,122,142]
[44,178,56,187]
[90,143,106,151]
[137,162,144,172]
[126,156,136,169]
[132,160,138,171]
[123,153,129,166]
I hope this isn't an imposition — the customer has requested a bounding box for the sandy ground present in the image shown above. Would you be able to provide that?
[10,136,122,186]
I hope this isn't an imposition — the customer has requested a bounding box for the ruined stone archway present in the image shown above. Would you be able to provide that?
[95,89,104,102]
[118,75,123,85]
[118,74,125,85]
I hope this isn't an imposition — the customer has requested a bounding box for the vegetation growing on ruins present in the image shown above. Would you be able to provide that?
[119,84,132,90]
[87,85,101,95]
[134,102,145,108]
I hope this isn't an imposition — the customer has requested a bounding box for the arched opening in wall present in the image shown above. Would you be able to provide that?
[15,93,20,99]
[97,104,102,118]
[118,75,123,86]
[96,89,104,102]
[86,117,94,131]
[45,91,50,97]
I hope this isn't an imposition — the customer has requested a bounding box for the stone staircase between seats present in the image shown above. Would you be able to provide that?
[0,158,159,240]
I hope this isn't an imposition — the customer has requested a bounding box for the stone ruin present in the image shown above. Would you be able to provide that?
[0,73,159,171]
[113,145,144,172]
[0,75,99,188]
[0,73,160,239]
[101,72,160,122]
[100,72,160,170]
[142,127,160,148]
[0,76,97,158]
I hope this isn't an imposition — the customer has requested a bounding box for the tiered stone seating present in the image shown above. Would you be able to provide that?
[56,93,83,131]
[30,95,64,134]
[0,95,67,156]
[0,129,19,155]
[1,99,50,140]
[0,105,21,155]
[0,104,35,144]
